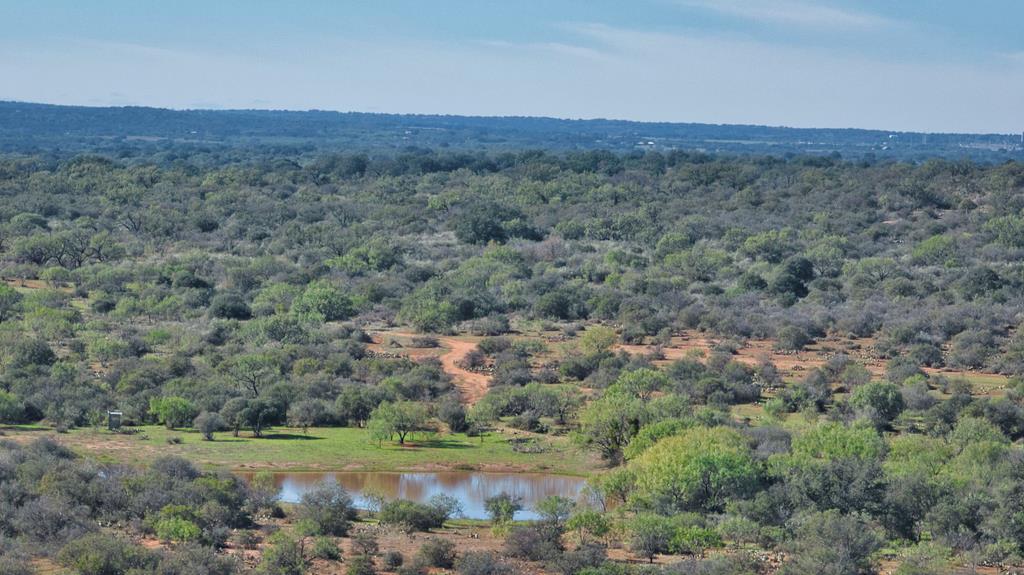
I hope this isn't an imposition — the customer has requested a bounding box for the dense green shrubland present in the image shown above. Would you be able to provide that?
[1,151,1022,430]
[2,149,1024,572]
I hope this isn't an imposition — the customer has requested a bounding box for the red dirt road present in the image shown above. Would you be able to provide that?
[371,332,490,405]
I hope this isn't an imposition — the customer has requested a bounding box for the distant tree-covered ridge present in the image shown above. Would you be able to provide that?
[2,100,1022,161]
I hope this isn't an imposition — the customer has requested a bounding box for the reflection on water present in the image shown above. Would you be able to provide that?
[238,471,586,520]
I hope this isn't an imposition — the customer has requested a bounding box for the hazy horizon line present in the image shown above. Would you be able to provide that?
[4,98,1019,139]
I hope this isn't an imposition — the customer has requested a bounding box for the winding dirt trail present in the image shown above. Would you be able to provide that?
[434,338,491,405]
[371,332,490,405]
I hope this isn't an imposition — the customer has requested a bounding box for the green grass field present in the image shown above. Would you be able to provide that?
[3,424,596,476]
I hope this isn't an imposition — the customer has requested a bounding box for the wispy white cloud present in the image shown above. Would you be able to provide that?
[480,39,611,62]
[75,39,196,60]
[675,0,897,31]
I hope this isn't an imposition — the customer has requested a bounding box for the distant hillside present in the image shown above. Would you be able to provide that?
[1,100,1021,160]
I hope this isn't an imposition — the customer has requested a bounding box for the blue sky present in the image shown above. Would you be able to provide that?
[1,1,1022,133]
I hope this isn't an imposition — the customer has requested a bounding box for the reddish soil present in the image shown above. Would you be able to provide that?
[616,333,856,380]
[3,277,77,294]
[616,331,1010,390]
[435,338,491,405]
[370,332,491,405]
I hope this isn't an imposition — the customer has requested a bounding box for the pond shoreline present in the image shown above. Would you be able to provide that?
[228,460,591,477]
[236,470,590,520]
[0,424,598,478]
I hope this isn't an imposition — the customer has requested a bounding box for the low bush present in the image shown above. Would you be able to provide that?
[417,538,457,569]
[457,551,510,575]
[382,551,404,569]
[295,482,357,536]
[346,555,376,575]
[311,536,341,560]
[378,498,450,531]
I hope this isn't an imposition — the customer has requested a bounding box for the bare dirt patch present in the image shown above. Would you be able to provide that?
[616,330,1010,390]
[370,332,491,405]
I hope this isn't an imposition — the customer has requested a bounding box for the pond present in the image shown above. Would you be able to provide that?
[239,471,587,521]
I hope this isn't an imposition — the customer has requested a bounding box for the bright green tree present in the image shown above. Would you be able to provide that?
[368,401,429,445]
[292,280,353,322]
[629,426,760,512]
[579,325,617,355]
[149,396,196,430]
[576,392,649,464]
[566,509,610,545]
[790,422,885,464]
[612,368,669,401]
[0,390,23,424]
[484,492,522,525]
[850,381,905,428]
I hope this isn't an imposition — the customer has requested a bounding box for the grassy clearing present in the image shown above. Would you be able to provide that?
[955,371,1012,396]
[2,424,596,476]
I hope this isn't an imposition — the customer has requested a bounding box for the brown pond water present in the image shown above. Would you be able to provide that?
[237,471,587,520]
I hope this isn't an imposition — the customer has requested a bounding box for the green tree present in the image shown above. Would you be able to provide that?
[790,422,885,464]
[368,401,429,445]
[193,411,225,441]
[223,353,277,397]
[781,510,881,575]
[579,325,617,355]
[911,235,958,266]
[984,214,1024,248]
[0,390,23,424]
[219,397,249,437]
[292,280,354,322]
[208,291,252,320]
[350,531,380,556]
[399,284,459,333]
[623,418,694,460]
[58,533,156,575]
[155,516,202,543]
[0,284,23,322]
[629,426,760,512]
[775,325,811,351]
[806,236,847,277]
[948,415,1008,450]
[566,509,610,545]
[535,495,575,526]
[484,492,522,525]
[149,396,196,430]
[839,364,872,390]
[552,386,584,425]
[241,396,282,438]
[296,481,356,536]
[453,204,507,245]
[849,381,905,428]
[576,392,648,464]
[741,228,796,263]
[612,368,668,401]
[417,538,458,569]
[287,399,325,434]
[627,514,673,563]
[310,536,341,560]
[7,337,56,369]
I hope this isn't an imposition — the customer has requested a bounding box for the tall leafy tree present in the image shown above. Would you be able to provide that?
[368,401,429,445]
